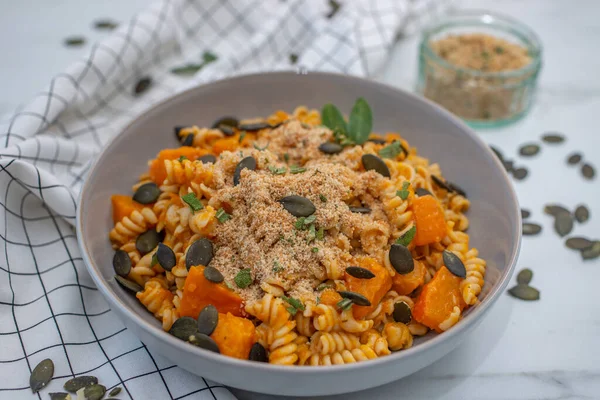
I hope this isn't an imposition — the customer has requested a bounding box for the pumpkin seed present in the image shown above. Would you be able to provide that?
[203,266,224,283]
[567,153,582,165]
[582,241,600,260]
[507,284,540,301]
[368,137,387,145]
[248,343,267,362]
[233,156,257,186]
[349,206,371,214]
[318,142,343,154]
[238,122,271,131]
[541,133,565,144]
[337,291,371,306]
[490,145,504,161]
[278,195,316,217]
[447,182,467,197]
[431,175,451,191]
[84,384,106,400]
[518,143,540,157]
[565,237,594,250]
[112,250,131,277]
[512,167,528,180]
[181,134,194,147]
[442,250,466,278]
[64,36,86,47]
[156,243,176,271]
[544,204,570,217]
[169,316,199,341]
[197,304,219,336]
[133,77,152,96]
[218,124,235,136]
[554,212,574,237]
[211,116,239,130]
[581,163,595,179]
[64,376,98,393]
[198,154,217,164]
[522,222,542,236]
[392,301,412,324]
[94,20,118,30]
[415,188,432,197]
[574,205,590,223]
[361,154,390,177]
[136,230,161,255]
[503,160,514,173]
[345,266,375,279]
[109,387,122,396]
[516,268,533,285]
[521,209,531,219]
[188,333,220,353]
[388,244,414,275]
[30,358,54,393]
[115,275,142,293]
[185,238,214,270]
[174,126,185,141]
[133,182,160,204]
[49,393,71,400]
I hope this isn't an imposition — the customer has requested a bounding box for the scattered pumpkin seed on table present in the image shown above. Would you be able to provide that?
[544,204,571,217]
[64,376,98,393]
[574,205,590,223]
[567,153,582,165]
[133,77,152,96]
[522,222,542,236]
[554,212,574,237]
[338,290,371,306]
[49,393,71,400]
[109,387,122,396]
[185,238,214,270]
[565,237,594,250]
[516,268,533,285]
[197,305,219,335]
[512,167,528,180]
[521,209,531,219]
[582,241,600,260]
[541,132,565,143]
[94,19,119,30]
[508,284,540,301]
[518,143,540,157]
[30,358,54,393]
[345,266,375,279]
[581,163,595,179]
[64,36,86,47]
[392,301,412,324]
[84,384,106,400]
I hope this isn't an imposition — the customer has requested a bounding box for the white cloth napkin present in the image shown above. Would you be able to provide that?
[0,1,450,398]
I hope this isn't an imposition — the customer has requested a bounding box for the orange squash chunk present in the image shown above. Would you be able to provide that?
[319,289,342,307]
[210,312,256,359]
[111,194,144,224]
[148,147,208,184]
[412,195,447,246]
[413,266,466,333]
[391,259,426,295]
[345,257,392,320]
[211,132,256,155]
[179,266,244,318]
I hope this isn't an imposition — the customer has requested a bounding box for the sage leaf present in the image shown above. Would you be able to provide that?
[348,97,372,145]
[321,104,348,135]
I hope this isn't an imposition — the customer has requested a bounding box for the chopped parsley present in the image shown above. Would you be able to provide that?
[316,282,333,291]
[289,165,306,174]
[319,194,327,202]
[224,281,234,290]
[307,224,317,243]
[282,296,305,316]
[303,214,316,225]
[178,155,188,162]
[379,141,403,159]
[396,225,416,247]
[234,268,252,288]
[150,252,158,267]
[397,181,410,200]
[283,153,290,163]
[312,247,319,253]
[181,192,204,212]
[337,298,353,311]
[268,165,287,175]
[238,131,247,143]
[272,261,284,273]
[316,227,325,240]
[294,217,306,230]
[495,46,504,54]
[316,296,321,305]
[215,208,231,223]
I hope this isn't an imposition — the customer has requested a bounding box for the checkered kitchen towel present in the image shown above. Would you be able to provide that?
[0,0,451,398]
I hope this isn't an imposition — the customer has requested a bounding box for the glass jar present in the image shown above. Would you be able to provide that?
[417,11,543,128]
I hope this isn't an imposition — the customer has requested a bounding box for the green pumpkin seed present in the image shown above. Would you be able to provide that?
[169,316,199,341]
[565,237,594,250]
[345,266,375,279]
[518,143,540,157]
[349,206,371,214]
[490,146,504,161]
[112,250,131,277]
[64,376,98,393]
[197,304,219,336]
[554,212,574,237]
[198,154,217,164]
[185,238,214,270]
[581,163,595,180]
[544,204,570,217]
[522,222,542,236]
[337,291,371,306]
[319,142,344,154]
[134,77,152,96]
[516,268,533,285]
[203,266,224,283]
[135,230,161,255]
[512,167,528,180]
[133,182,160,204]
[582,241,600,260]
[567,153,582,165]
[30,358,54,393]
[442,250,466,278]
[447,181,467,197]
[233,156,257,186]
[574,205,590,223]
[94,19,119,30]
[188,333,220,353]
[218,124,235,136]
[431,175,451,191]
[279,195,316,217]
[248,343,267,362]
[174,126,185,141]
[115,275,142,293]
[156,243,176,271]
[541,133,565,143]
[368,137,387,145]
[238,122,271,131]
[84,384,106,400]
[507,284,540,301]
[415,188,432,197]
[109,387,122,396]
[211,116,239,129]
[361,154,390,177]
[392,301,412,324]
[388,244,414,275]
[521,209,531,219]
[49,393,71,400]
[181,134,194,147]
[503,160,514,173]
[64,36,86,47]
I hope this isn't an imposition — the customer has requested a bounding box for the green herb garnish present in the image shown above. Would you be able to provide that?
[289,165,306,174]
[178,155,188,162]
[216,208,231,223]
[282,296,305,316]
[379,141,403,159]
[294,217,306,230]
[316,227,325,240]
[319,194,327,202]
[396,225,416,246]
[321,104,348,137]
[283,153,290,163]
[312,247,319,253]
[337,298,353,311]
[307,224,317,243]
[316,282,332,291]
[225,281,234,290]
[150,252,158,267]
[203,51,218,63]
[272,261,284,273]
[397,181,410,200]
[316,296,321,305]
[321,98,372,145]
[304,214,316,225]
[495,46,504,54]
[239,131,246,143]
[234,268,252,288]
[181,192,204,212]
[268,165,287,175]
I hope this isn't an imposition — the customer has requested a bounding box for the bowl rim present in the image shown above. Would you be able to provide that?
[76,70,521,375]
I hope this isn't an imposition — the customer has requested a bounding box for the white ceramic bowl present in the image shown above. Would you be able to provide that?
[77,71,521,397]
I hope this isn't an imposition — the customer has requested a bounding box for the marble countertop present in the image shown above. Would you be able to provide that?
[1,1,598,399]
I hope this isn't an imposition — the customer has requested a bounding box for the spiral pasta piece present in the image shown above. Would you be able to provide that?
[461,248,487,305]
[245,294,290,330]
[304,345,378,366]
[438,306,461,331]
[109,208,157,246]
[312,304,340,332]
[268,321,299,365]
[382,322,413,351]
[309,331,361,355]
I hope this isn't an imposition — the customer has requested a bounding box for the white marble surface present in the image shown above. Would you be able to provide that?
[1,1,599,399]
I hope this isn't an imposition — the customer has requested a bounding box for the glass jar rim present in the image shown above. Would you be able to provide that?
[420,10,543,78]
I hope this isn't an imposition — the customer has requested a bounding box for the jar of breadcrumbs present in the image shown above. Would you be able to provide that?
[417,11,543,128]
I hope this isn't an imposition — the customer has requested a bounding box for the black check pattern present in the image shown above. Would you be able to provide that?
[0,0,450,398]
